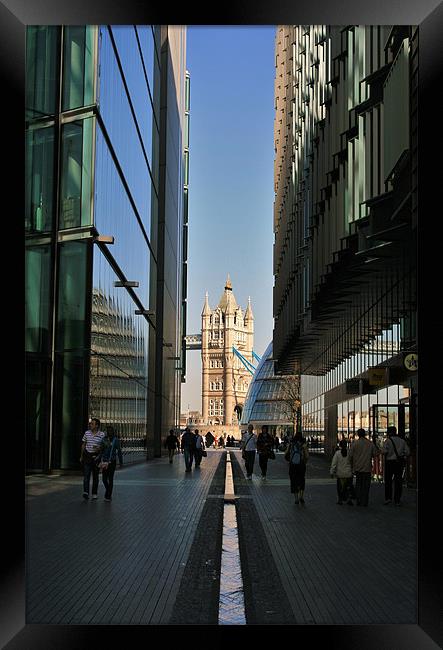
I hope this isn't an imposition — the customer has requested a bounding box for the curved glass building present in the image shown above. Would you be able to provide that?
[240,342,294,436]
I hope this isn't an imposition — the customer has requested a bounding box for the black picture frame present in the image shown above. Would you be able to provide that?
[5,0,442,647]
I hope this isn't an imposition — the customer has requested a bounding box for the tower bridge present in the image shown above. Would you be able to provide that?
[192,275,259,431]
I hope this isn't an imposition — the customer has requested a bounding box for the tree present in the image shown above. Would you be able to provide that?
[278,374,302,433]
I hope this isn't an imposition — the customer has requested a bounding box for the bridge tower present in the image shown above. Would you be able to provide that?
[201,275,254,432]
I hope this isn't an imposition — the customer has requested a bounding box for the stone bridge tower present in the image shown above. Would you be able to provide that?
[201,275,254,433]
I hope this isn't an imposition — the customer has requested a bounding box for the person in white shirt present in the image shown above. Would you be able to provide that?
[382,426,410,506]
[241,424,257,479]
[330,439,354,505]
[80,418,106,500]
[194,429,206,467]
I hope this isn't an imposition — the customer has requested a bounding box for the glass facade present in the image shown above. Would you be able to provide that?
[273,26,417,483]
[241,342,296,437]
[25,25,187,471]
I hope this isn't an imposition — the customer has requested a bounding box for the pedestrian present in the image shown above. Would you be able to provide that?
[371,432,383,482]
[194,429,205,467]
[165,429,178,463]
[274,434,280,452]
[256,425,275,480]
[205,430,214,449]
[219,435,225,449]
[330,439,353,505]
[382,425,410,506]
[80,417,106,500]
[241,424,257,479]
[100,425,123,501]
[285,432,309,504]
[348,428,378,507]
[175,431,181,454]
[181,427,196,472]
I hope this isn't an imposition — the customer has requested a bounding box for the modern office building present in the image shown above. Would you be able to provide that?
[273,25,417,473]
[25,25,188,471]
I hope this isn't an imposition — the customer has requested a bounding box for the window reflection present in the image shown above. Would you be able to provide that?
[60,118,94,229]
[25,127,55,233]
[90,249,149,461]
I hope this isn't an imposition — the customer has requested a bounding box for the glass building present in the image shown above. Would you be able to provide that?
[25,25,188,471]
[240,342,295,437]
[272,26,417,479]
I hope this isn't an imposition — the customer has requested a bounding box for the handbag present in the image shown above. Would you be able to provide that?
[202,449,207,457]
[268,449,276,460]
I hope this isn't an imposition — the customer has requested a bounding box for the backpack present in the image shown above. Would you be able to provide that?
[289,442,302,465]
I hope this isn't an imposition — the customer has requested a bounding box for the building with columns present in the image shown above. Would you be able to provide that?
[201,276,254,437]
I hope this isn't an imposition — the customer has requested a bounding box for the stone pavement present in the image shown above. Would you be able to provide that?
[230,449,417,625]
[20,448,419,629]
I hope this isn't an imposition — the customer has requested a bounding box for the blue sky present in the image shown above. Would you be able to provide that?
[181,26,276,412]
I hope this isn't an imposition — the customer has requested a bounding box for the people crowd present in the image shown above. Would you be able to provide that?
[81,418,410,508]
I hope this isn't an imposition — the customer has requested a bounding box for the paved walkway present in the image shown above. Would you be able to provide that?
[25,451,221,625]
[230,449,416,625]
[14,447,428,640]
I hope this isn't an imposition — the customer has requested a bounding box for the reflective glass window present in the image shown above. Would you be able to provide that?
[111,26,155,171]
[25,245,52,353]
[90,246,148,461]
[59,118,94,229]
[135,26,156,116]
[94,124,151,307]
[62,26,95,110]
[98,27,154,226]
[25,126,55,233]
[26,26,59,119]
[56,241,88,351]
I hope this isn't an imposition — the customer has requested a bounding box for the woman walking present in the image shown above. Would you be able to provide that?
[330,439,354,505]
[101,426,123,501]
[285,432,309,504]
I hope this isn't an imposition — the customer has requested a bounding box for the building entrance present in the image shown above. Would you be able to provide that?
[371,403,409,438]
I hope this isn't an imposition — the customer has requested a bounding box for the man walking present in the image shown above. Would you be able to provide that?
[348,428,378,506]
[383,426,410,506]
[181,427,196,472]
[80,418,106,500]
[165,429,179,463]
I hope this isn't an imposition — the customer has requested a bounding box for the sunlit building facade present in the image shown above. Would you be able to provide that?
[25,25,188,470]
[273,25,417,475]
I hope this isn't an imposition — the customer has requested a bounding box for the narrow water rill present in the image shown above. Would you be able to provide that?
[218,452,247,625]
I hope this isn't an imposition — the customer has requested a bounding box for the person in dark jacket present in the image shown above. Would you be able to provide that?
[181,427,196,472]
[285,432,309,504]
[256,425,275,480]
[205,431,214,449]
[100,425,123,502]
[165,429,179,463]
